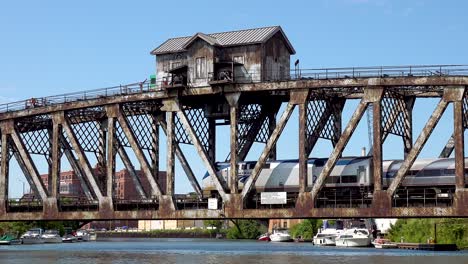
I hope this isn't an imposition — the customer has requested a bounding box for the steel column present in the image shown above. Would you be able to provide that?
[106,116,116,198]
[372,89,384,191]
[454,100,465,189]
[50,122,60,198]
[226,93,241,194]
[299,102,307,193]
[0,131,9,212]
[166,111,175,196]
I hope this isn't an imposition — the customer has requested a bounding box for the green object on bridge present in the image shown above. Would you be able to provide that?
[150,74,156,89]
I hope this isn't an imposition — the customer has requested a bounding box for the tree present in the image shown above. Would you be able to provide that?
[226,220,266,239]
[290,219,322,239]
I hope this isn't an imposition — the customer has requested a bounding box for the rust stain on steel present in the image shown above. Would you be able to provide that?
[1,76,467,121]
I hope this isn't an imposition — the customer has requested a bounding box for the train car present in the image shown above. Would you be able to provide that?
[382,157,468,187]
[202,156,468,196]
[202,156,372,194]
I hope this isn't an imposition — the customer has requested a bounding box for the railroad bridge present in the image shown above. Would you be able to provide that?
[0,65,467,221]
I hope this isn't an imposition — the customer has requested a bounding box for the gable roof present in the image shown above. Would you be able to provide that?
[150,26,295,55]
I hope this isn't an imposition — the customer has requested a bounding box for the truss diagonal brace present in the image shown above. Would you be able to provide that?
[310,95,371,201]
[116,143,148,199]
[10,125,48,200]
[59,134,94,200]
[159,119,202,197]
[387,97,449,195]
[115,106,162,198]
[62,116,104,200]
[241,102,296,199]
[173,101,227,200]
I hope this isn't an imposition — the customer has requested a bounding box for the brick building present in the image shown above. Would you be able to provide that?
[40,168,166,200]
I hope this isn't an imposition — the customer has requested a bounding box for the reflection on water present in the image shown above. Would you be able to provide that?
[0,238,466,264]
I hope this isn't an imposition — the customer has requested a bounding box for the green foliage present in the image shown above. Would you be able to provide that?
[388,218,468,249]
[203,220,223,235]
[0,221,81,237]
[290,219,322,239]
[226,220,266,239]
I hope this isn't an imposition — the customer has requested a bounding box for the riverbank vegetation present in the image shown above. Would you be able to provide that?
[0,221,81,237]
[388,218,468,249]
[289,219,322,239]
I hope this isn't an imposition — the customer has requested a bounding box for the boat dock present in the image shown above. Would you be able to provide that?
[396,243,458,251]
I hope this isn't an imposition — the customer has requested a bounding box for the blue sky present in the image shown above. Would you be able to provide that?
[1,0,467,196]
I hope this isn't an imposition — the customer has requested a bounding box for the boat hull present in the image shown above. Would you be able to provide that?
[313,237,336,246]
[270,235,292,242]
[43,237,63,243]
[335,238,370,247]
[21,237,45,244]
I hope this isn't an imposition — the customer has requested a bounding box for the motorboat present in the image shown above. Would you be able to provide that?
[257,233,271,241]
[269,229,292,242]
[313,228,343,246]
[372,238,397,249]
[21,228,45,244]
[41,229,63,243]
[313,220,344,246]
[76,230,90,241]
[335,228,372,247]
[0,234,22,245]
[62,234,77,243]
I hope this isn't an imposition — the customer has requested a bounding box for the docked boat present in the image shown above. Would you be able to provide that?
[313,220,344,246]
[21,228,45,244]
[41,230,62,243]
[313,229,343,246]
[62,234,77,243]
[372,238,397,249]
[269,229,292,242]
[76,230,90,241]
[335,228,372,247]
[0,234,22,245]
[257,233,271,241]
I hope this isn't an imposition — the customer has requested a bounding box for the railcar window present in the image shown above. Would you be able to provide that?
[326,176,340,184]
[341,175,357,183]
[262,163,270,169]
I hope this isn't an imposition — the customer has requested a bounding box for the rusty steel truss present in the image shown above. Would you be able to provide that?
[0,65,467,221]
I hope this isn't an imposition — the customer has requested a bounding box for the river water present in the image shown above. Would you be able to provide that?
[0,238,466,264]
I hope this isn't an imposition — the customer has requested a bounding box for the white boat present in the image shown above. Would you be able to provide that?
[21,228,45,244]
[76,230,90,241]
[62,234,77,243]
[335,228,372,247]
[313,228,343,246]
[269,229,292,242]
[372,238,397,249]
[41,230,63,243]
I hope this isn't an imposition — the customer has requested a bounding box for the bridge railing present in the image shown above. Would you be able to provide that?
[1,64,467,115]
